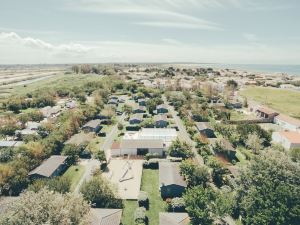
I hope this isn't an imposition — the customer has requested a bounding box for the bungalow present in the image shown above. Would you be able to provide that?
[129,114,143,124]
[0,141,23,148]
[195,122,216,138]
[28,155,68,179]
[133,106,146,114]
[90,208,122,225]
[159,213,190,225]
[138,98,146,106]
[40,106,61,118]
[274,114,300,132]
[156,104,168,114]
[113,139,165,156]
[159,162,187,198]
[82,119,102,133]
[272,131,300,150]
[154,115,169,128]
[255,106,279,120]
[15,121,41,137]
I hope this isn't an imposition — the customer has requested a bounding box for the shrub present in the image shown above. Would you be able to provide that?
[134,207,147,225]
[144,153,161,160]
[169,197,185,212]
[143,159,159,169]
[138,191,149,209]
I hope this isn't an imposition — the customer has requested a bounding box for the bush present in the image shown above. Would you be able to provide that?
[169,197,185,212]
[144,153,161,160]
[134,207,147,225]
[138,191,149,209]
[143,159,159,169]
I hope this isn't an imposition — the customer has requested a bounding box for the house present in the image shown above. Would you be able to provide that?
[28,155,68,179]
[133,106,146,114]
[129,114,143,124]
[108,98,118,106]
[65,132,94,146]
[0,141,23,148]
[195,122,216,138]
[215,138,236,160]
[274,114,300,132]
[90,208,122,225]
[272,131,300,150]
[124,128,177,146]
[15,121,41,137]
[138,98,146,106]
[159,213,190,225]
[40,106,61,118]
[82,119,102,133]
[109,95,119,100]
[255,106,279,120]
[154,115,169,128]
[159,162,187,198]
[156,104,168,114]
[112,139,165,156]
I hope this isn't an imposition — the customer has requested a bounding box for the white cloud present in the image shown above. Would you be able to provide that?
[1,32,300,64]
[242,33,259,42]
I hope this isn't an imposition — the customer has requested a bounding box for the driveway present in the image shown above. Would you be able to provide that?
[163,95,204,165]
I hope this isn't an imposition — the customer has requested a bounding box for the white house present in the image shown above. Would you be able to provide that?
[272,131,300,150]
[274,115,300,132]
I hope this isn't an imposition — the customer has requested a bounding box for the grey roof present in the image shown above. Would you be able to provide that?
[154,114,168,122]
[157,104,167,109]
[120,139,164,149]
[0,141,23,147]
[65,132,94,146]
[195,122,212,131]
[160,213,190,225]
[28,155,68,177]
[83,119,101,129]
[91,208,122,225]
[159,162,187,187]
[129,114,143,121]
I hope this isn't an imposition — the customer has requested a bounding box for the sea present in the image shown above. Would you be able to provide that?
[198,64,300,76]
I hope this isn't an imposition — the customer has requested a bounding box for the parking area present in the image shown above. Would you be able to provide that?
[102,159,144,200]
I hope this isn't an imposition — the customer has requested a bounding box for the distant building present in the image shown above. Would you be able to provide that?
[195,122,215,138]
[159,213,190,225]
[133,106,146,114]
[129,114,143,124]
[255,106,279,120]
[28,155,68,179]
[82,119,102,133]
[159,162,187,198]
[156,104,168,114]
[0,141,23,148]
[274,114,300,132]
[272,131,300,150]
[154,115,169,128]
[108,98,118,106]
[40,106,61,118]
[138,98,146,106]
[90,208,122,225]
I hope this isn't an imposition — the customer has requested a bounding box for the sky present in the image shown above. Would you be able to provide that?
[0,0,300,64]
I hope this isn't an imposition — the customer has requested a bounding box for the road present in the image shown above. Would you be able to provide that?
[74,159,100,194]
[163,95,204,165]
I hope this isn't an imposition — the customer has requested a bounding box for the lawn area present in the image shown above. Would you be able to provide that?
[63,165,85,192]
[121,169,167,225]
[240,87,300,119]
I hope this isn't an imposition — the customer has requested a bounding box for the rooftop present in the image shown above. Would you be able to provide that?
[83,119,101,129]
[195,122,212,130]
[159,162,187,187]
[120,139,164,149]
[90,208,122,225]
[275,114,300,127]
[278,131,300,144]
[159,213,190,225]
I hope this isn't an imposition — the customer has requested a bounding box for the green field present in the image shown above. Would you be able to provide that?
[121,169,167,225]
[241,87,300,119]
[63,165,85,192]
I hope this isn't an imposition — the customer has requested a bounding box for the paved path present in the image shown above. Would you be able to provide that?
[163,95,204,165]
[74,159,100,194]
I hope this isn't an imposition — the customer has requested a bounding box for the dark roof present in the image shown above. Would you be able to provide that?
[120,139,164,149]
[195,122,212,131]
[83,119,101,129]
[160,213,190,225]
[91,208,122,225]
[159,162,187,188]
[28,155,68,177]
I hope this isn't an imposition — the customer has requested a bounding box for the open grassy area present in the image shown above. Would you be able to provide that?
[63,165,85,192]
[241,87,300,119]
[141,169,167,225]
[121,169,167,225]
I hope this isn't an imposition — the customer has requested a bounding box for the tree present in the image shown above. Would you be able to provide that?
[180,159,210,187]
[245,133,264,154]
[80,175,122,208]
[206,156,227,187]
[167,139,194,159]
[94,150,106,163]
[184,186,232,225]
[0,188,90,225]
[289,148,300,162]
[28,177,71,194]
[236,150,300,225]
[62,144,84,165]
[226,79,238,91]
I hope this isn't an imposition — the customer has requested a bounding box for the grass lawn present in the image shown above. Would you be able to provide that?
[241,87,300,119]
[63,165,85,192]
[121,200,138,225]
[121,169,167,225]
[141,169,167,225]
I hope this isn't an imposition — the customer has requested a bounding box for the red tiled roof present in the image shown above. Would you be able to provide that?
[279,131,300,144]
